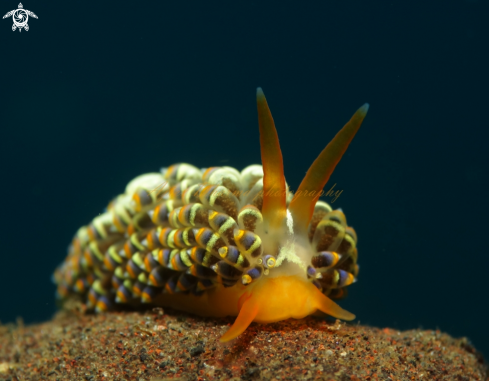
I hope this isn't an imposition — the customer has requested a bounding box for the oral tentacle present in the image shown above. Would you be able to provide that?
[220,292,259,342]
[313,286,355,321]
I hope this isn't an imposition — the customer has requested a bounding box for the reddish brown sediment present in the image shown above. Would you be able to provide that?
[0,309,487,381]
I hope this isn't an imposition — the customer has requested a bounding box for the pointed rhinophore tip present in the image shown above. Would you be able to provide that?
[358,103,370,116]
[289,100,370,231]
[255,86,287,230]
[256,87,265,99]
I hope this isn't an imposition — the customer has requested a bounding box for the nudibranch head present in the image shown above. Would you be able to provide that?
[53,88,368,342]
[217,88,367,341]
[218,272,356,342]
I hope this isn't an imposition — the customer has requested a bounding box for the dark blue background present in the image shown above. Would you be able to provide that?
[1,0,488,359]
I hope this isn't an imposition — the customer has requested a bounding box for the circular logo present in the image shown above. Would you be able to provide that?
[13,9,27,27]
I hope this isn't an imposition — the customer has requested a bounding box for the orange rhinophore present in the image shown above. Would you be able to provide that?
[53,88,369,342]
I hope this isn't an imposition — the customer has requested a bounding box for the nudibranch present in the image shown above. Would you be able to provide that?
[53,88,369,342]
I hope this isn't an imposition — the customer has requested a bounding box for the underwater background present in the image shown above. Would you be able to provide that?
[1,0,488,360]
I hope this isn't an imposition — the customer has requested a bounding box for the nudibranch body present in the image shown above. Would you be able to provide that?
[53,88,369,342]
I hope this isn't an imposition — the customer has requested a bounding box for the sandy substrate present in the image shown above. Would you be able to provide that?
[0,308,487,381]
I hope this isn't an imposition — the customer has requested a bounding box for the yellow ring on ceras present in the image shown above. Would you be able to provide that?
[180,228,193,247]
[166,230,178,249]
[233,229,262,256]
[131,252,145,269]
[237,206,263,228]
[137,272,148,284]
[130,233,147,251]
[91,214,111,240]
[114,266,125,281]
[205,233,220,253]
[188,203,203,226]
[209,185,230,207]
[217,246,249,269]
[242,274,252,285]
[218,246,228,258]
[266,257,276,268]
[88,241,104,261]
[194,228,223,254]
[208,210,237,235]
[179,249,193,267]
[91,280,106,295]
[169,209,183,228]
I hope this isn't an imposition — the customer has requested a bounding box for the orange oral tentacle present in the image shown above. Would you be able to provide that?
[289,104,369,232]
[313,286,356,321]
[219,292,259,342]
